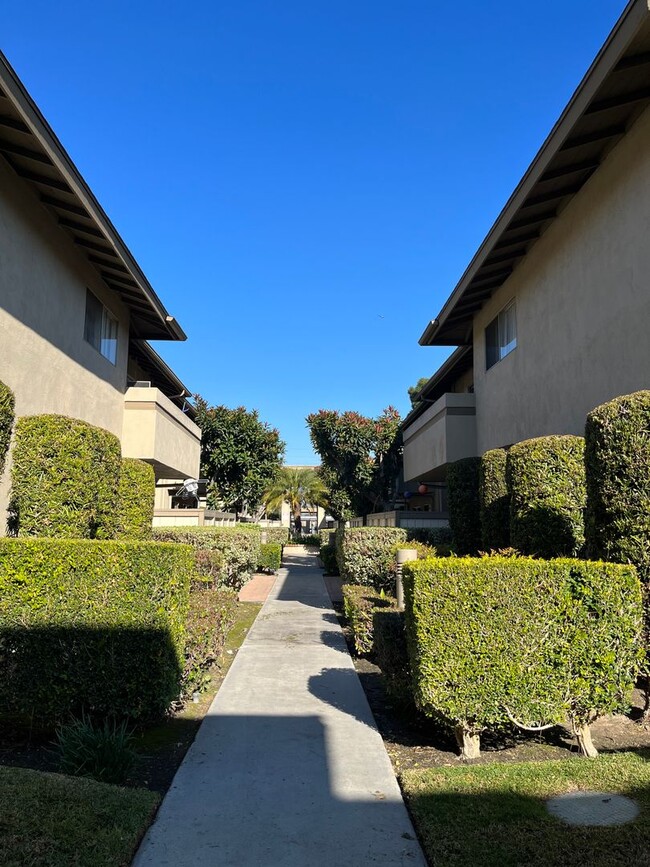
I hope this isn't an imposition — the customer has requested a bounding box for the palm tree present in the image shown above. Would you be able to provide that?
[263,467,328,528]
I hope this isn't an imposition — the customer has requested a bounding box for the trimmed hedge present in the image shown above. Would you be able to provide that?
[337,527,408,590]
[507,435,586,558]
[342,584,395,656]
[403,557,642,753]
[406,526,454,555]
[373,609,412,709]
[447,457,482,554]
[115,458,155,540]
[9,415,121,539]
[585,391,650,581]
[0,380,14,478]
[181,588,237,699]
[152,526,261,591]
[258,542,282,573]
[258,527,290,545]
[479,448,509,550]
[319,528,335,550]
[0,539,193,725]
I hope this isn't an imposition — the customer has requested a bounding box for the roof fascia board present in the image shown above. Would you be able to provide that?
[0,51,186,341]
[424,0,650,345]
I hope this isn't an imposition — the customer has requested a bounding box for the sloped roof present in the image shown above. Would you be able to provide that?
[420,0,650,346]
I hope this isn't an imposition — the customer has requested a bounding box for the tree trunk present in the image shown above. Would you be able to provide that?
[573,722,598,758]
[454,724,481,760]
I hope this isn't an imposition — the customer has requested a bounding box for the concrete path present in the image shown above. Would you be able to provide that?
[133,549,425,867]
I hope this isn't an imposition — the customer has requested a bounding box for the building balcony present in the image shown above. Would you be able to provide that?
[122,386,201,479]
[402,393,477,482]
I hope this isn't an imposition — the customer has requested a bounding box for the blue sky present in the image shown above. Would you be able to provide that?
[4,1,624,463]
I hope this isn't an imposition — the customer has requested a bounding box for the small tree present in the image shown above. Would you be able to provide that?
[408,377,430,409]
[194,397,285,516]
[306,407,401,522]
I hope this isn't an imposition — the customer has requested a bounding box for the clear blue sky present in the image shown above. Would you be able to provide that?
[4,0,624,463]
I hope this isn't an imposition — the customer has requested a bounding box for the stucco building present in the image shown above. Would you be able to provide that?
[403,0,650,485]
[0,51,200,530]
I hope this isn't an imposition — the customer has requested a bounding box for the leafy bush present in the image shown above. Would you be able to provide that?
[258,542,282,573]
[9,415,121,539]
[290,533,320,546]
[337,527,408,590]
[320,544,339,575]
[373,609,413,709]
[181,588,237,698]
[0,538,192,725]
[152,525,261,591]
[585,391,650,582]
[480,448,509,550]
[258,527,289,545]
[0,380,14,478]
[115,458,155,539]
[446,457,482,554]
[507,435,586,558]
[391,540,437,559]
[406,526,454,555]
[54,715,136,785]
[319,528,336,550]
[403,556,642,756]
[342,584,395,655]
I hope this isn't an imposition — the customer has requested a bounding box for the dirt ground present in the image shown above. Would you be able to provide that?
[332,601,650,771]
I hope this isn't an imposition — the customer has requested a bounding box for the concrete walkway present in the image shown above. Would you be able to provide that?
[133,549,425,867]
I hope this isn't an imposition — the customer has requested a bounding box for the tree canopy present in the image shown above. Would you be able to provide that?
[306,407,402,522]
[194,397,285,515]
[263,466,328,520]
[408,376,430,408]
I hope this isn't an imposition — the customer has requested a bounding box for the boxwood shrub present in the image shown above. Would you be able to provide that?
[446,457,481,554]
[407,526,454,555]
[319,528,335,550]
[258,542,282,573]
[337,527,407,590]
[373,609,413,709]
[403,556,642,755]
[507,435,586,558]
[585,391,650,581]
[9,415,121,539]
[115,458,155,539]
[479,448,509,550]
[0,538,193,725]
[152,525,261,591]
[258,527,289,545]
[342,584,395,656]
[0,380,15,478]
[181,588,237,699]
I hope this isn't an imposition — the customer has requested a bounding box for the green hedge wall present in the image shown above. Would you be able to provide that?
[337,527,408,590]
[115,459,155,540]
[585,391,650,582]
[319,528,335,550]
[258,527,290,545]
[373,609,413,709]
[479,448,510,550]
[406,526,454,555]
[152,526,261,591]
[0,380,15,478]
[0,539,192,725]
[181,588,237,699]
[9,415,121,539]
[258,542,282,573]
[403,557,642,746]
[507,435,586,558]
[342,584,395,655]
[446,457,482,555]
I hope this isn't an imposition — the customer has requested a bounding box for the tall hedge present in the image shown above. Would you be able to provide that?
[446,457,481,554]
[403,556,642,756]
[0,380,15,478]
[0,539,193,725]
[507,435,586,558]
[337,527,408,590]
[116,458,155,540]
[9,415,121,539]
[152,525,261,591]
[585,391,650,581]
[479,448,509,550]
[257,526,290,545]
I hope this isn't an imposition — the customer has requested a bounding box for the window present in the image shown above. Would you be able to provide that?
[84,289,118,364]
[485,300,516,369]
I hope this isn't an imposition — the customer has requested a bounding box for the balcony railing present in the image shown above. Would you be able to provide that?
[403,393,477,482]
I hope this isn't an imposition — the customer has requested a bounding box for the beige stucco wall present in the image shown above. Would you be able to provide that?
[402,393,477,482]
[0,160,130,528]
[472,104,650,454]
[122,387,201,479]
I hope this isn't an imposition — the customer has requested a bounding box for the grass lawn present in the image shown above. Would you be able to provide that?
[0,765,158,866]
[401,750,650,867]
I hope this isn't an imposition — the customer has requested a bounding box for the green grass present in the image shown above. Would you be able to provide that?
[0,765,158,866]
[401,750,650,867]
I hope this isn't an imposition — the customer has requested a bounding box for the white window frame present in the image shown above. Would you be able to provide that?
[485,299,517,370]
